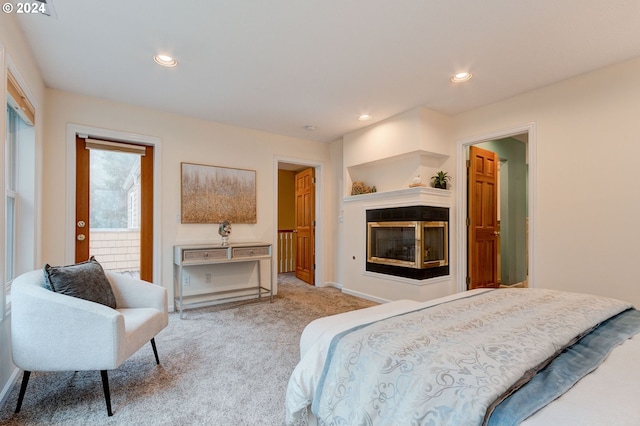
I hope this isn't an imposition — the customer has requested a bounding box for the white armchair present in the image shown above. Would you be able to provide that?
[11,269,168,416]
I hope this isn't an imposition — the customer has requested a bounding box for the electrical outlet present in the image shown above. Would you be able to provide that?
[183,275,190,286]
[205,273,212,283]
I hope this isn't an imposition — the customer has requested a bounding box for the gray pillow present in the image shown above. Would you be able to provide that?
[44,256,117,309]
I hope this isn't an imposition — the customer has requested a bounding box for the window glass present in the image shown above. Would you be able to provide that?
[5,105,18,309]
[5,196,15,285]
[6,106,16,191]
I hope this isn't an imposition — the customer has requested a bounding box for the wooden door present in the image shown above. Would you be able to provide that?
[75,136,154,282]
[468,145,499,289]
[294,168,315,285]
[75,136,91,262]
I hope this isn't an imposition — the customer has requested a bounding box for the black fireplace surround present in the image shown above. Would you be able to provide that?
[366,205,449,280]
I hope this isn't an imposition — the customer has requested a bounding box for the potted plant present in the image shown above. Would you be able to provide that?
[431,171,451,189]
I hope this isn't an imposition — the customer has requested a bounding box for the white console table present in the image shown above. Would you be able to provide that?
[173,242,273,318]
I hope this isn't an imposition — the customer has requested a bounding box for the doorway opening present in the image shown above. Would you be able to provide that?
[66,124,162,283]
[75,137,148,279]
[456,123,536,293]
[276,159,323,289]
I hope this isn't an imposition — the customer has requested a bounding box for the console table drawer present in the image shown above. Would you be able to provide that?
[232,246,270,258]
[183,248,229,262]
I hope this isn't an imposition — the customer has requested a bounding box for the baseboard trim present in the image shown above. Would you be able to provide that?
[340,288,391,304]
[0,366,20,411]
[323,281,342,289]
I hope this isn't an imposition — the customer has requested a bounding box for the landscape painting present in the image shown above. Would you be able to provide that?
[181,162,257,224]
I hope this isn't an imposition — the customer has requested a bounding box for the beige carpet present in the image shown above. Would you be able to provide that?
[0,273,376,425]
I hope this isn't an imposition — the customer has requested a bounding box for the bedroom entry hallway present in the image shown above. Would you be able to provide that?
[277,160,321,289]
[460,125,534,293]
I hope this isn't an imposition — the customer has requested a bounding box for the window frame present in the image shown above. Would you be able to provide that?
[4,65,37,316]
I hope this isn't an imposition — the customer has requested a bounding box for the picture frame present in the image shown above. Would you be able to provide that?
[181,162,257,224]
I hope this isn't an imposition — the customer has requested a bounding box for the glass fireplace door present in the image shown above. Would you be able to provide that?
[367,221,419,267]
[422,221,448,267]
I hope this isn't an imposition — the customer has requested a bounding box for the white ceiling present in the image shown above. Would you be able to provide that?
[13,0,640,143]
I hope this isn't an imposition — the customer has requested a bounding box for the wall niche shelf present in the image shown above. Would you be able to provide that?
[345,150,450,197]
[347,149,449,170]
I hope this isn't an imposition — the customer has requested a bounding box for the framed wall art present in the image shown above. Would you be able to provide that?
[181,162,257,224]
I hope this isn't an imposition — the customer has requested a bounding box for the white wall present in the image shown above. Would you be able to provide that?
[42,89,332,302]
[454,56,640,307]
[327,138,345,286]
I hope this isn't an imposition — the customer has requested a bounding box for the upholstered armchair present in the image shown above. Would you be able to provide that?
[11,268,168,416]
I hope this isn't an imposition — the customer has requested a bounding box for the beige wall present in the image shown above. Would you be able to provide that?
[454,56,640,307]
[42,89,332,302]
[0,11,46,407]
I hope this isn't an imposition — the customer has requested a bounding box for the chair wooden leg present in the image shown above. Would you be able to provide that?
[100,370,113,416]
[15,370,31,413]
[151,338,160,365]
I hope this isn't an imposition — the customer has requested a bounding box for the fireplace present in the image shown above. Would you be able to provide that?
[366,206,449,280]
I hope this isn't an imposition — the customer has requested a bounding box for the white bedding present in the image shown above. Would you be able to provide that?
[287,289,640,425]
[522,331,640,425]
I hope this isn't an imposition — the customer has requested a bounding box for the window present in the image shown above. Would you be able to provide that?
[5,106,18,309]
[5,70,36,314]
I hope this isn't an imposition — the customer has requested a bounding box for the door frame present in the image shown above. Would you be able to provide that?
[456,122,537,293]
[65,124,163,283]
[274,156,325,292]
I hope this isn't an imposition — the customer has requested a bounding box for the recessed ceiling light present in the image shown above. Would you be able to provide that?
[153,54,177,67]
[450,72,472,83]
[304,125,317,131]
[358,114,372,121]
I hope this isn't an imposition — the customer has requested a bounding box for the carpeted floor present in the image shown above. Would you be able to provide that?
[0,273,376,425]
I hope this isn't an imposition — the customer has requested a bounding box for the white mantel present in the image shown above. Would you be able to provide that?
[344,185,451,206]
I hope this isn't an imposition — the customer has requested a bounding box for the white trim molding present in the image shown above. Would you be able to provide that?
[456,122,537,293]
[341,287,391,304]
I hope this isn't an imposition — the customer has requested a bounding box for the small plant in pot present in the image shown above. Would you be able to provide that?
[431,171,451,189]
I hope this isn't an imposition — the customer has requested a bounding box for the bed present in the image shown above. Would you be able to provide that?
[285,288,640,425]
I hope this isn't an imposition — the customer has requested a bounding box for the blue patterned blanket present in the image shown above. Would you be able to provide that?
[310,289,631,426]
[486,308,640,425]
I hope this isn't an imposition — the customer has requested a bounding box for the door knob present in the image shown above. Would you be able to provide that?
[77,234,86,241]
[493,231,500,236]
[77,220,86,228]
